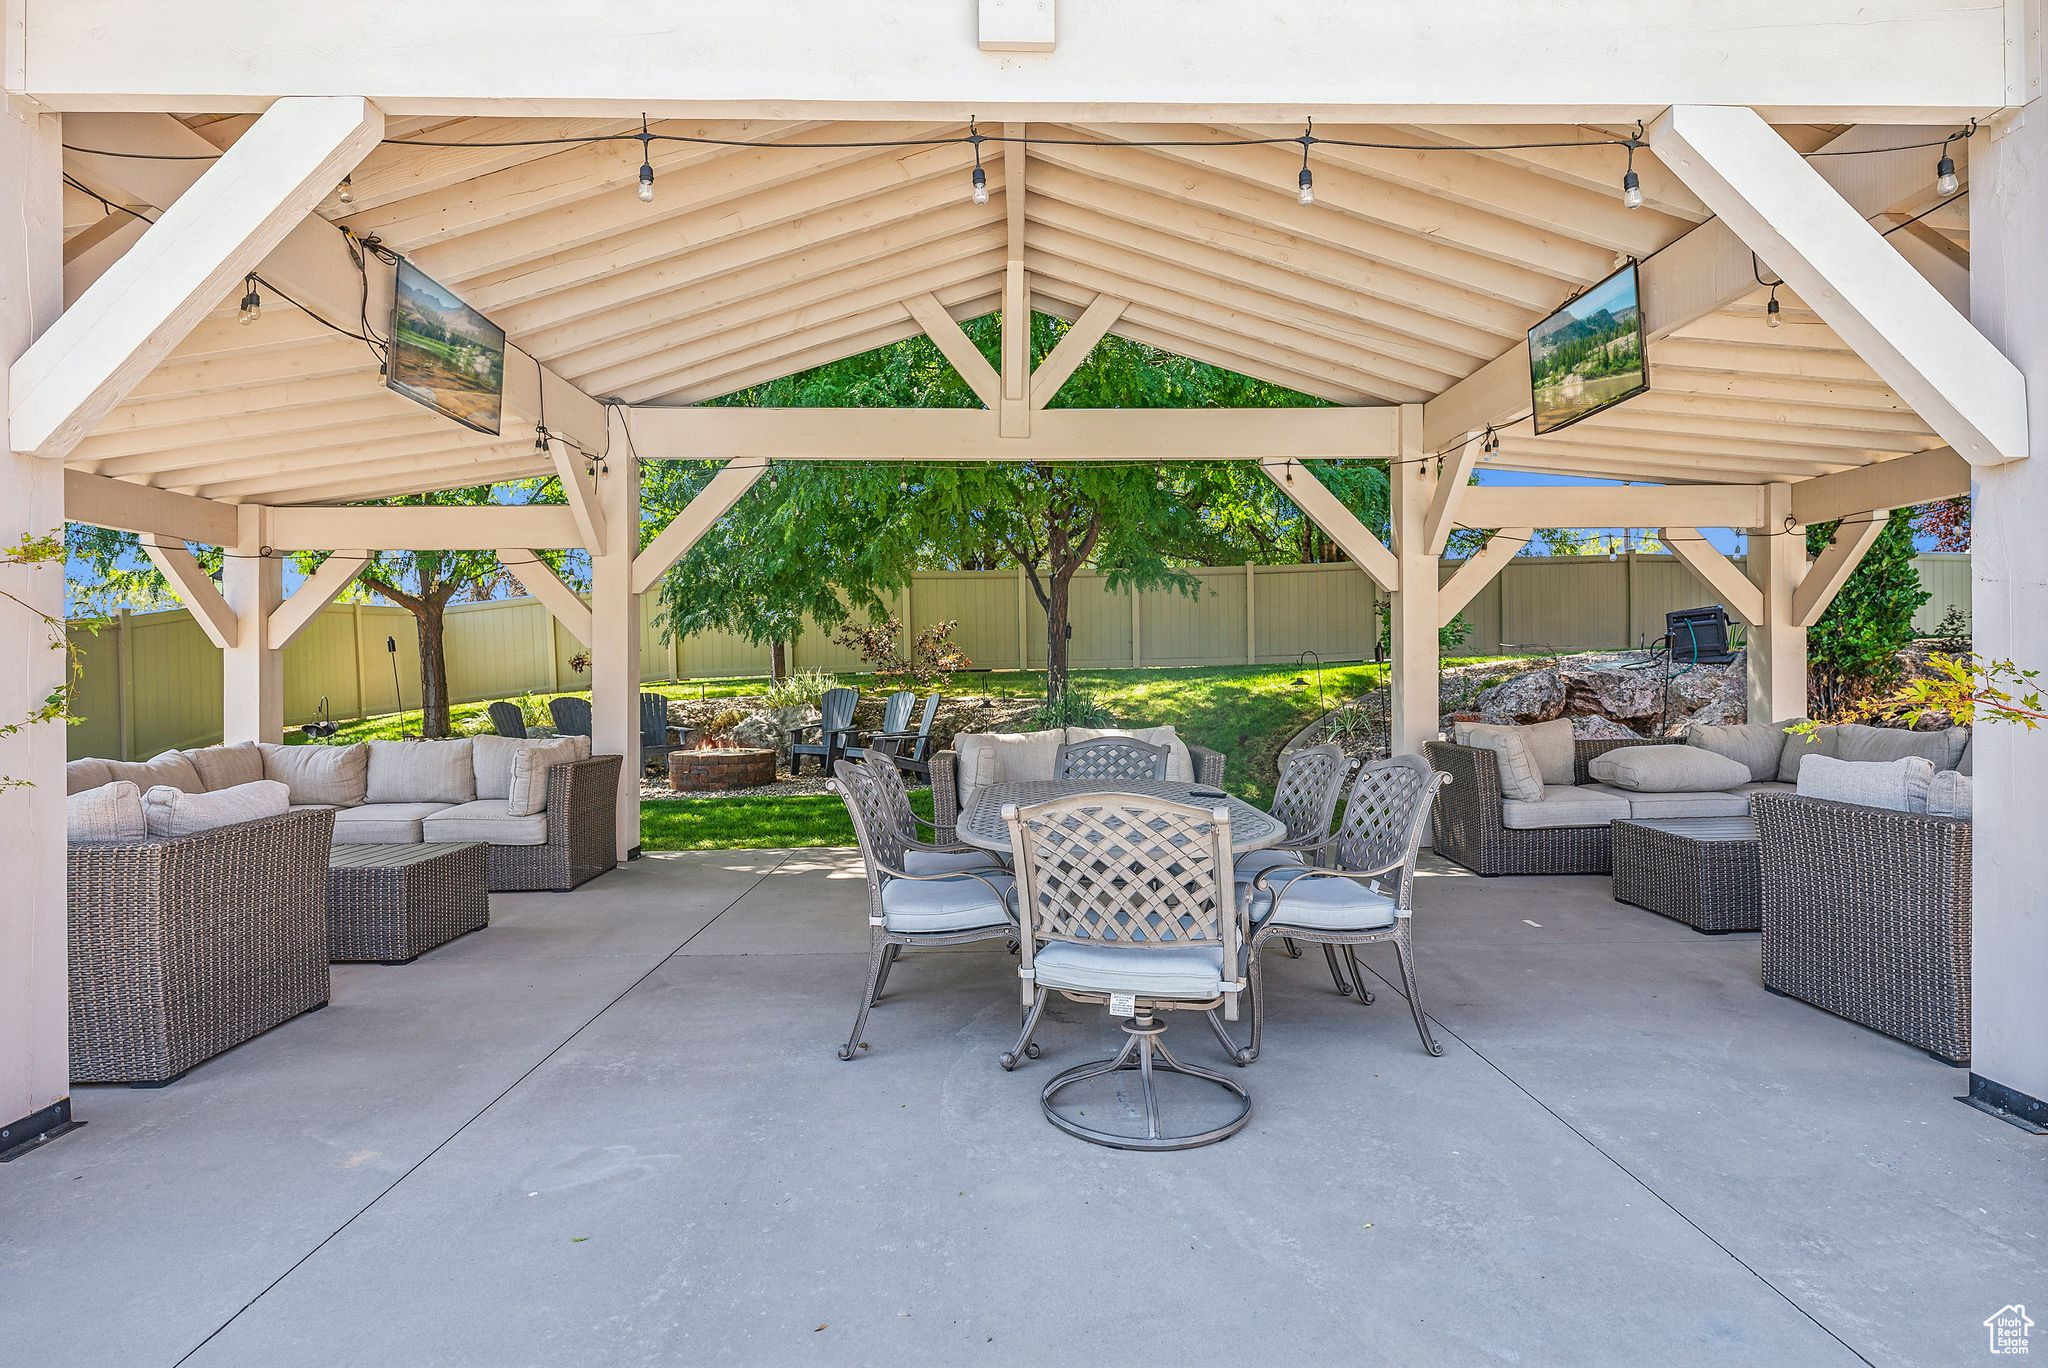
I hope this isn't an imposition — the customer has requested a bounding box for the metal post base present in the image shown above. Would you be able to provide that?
[1040,1013,1251,1151]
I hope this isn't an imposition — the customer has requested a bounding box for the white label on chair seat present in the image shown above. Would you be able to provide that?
[1109,993,1136,1018]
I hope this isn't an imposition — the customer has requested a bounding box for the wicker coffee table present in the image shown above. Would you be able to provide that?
[1611,816,1762,934]
[327,842,490,964]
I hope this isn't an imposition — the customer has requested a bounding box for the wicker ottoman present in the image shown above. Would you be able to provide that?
[1611,817,1762,933]
[327,843,490,964]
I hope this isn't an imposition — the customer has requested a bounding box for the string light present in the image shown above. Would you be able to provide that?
[336,175,354,205]
[969,118,989,205]
[1621,125,1644,210]
[1936,120,1974,197]
[1765,284,1782,328]
[1296,120,1316,206]
[635,116,655,202]
[237,274,262,325]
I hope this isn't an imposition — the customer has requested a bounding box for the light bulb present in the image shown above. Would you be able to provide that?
[1607,548,1619,562]
[1936,153,1959,197]
[1765,294,1782,328]
[637,160,655,203]
[1622,169,1643,210]
[971,165,988,205]
[238,284,261,326]
[1297,167,1315,206]
[337,175,354,205]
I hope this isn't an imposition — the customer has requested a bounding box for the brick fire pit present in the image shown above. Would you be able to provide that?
[667,746,778,793]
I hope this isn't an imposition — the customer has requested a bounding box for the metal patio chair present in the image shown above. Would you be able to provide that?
[860,754,1004,876]
[1053,736,1170,784]
[1232,741,1352,987]
[1002,792,1250,1151]
[789,686,859,776]
[1237,754,1448,1062]
[830,759,1018,1061]
[488,700,528,738]
[548,696,592,738]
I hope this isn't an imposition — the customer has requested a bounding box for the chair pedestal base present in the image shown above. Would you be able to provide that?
[1040,1013,1251,1151]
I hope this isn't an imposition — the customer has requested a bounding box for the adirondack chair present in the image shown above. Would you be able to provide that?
[870,692,942,779]
[842,690,916,765]
[488,700,528,738]
[548,696,593,737]
[788,687,860,776]
[640,692,683,776]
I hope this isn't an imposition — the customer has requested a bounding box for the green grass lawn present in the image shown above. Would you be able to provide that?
[641,789,937,851]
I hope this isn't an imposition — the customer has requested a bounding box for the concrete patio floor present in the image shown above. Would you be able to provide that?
[3,849,2042,1367]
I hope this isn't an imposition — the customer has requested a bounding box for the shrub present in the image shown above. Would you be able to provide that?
[1028,689,1113,730]
[1931,604,1971,654]
[762,668,840,711]
[702,706,748,738]
[830,616,973,686]
[1806,510,1929,718]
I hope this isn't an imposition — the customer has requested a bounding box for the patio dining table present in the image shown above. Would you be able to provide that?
[954,779,1287,857]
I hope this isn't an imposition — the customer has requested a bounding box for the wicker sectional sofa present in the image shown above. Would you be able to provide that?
[68,738,620,893]
[929,725,1224,841]
[1424,737,1663,876]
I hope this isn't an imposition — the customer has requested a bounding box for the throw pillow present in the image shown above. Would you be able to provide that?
[1926,769,1973,820]
[104,749,204,795]
[1588,744,1750,793]
[1957,733,1974,776]
[67,780,146,844]
[141,779,291,838]
[259,741,369,806]
[65,758,114,795]
[366,739,477,804]
[1777,721,1838,783]
[1461,726,1544,803]
[1796,754,1935,813]
[1685,721,1790,784]
[1834,723,1966,770]
[507,738,581,816]
[1456,720,1575,788]
[473,734,528,801]
[183,740,265,792]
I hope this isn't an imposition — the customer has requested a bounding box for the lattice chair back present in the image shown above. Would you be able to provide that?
[487,701,528,738]
[1331,755,1447,905]
[1005,793,1240,1005]
[817,686,858,734]
[548,696,593,737]
[878,690,915,737]
[1054,736,1171,784]
[831,759,909,885]
[1270,742,1350,844]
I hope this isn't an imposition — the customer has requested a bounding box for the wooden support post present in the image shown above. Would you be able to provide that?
[1000,122,1031,438]
[1742,484,1805,723]
[0,96,68,1145]
[220,506,284,746]
[1388,406,1437,761]
[588,412,641,859]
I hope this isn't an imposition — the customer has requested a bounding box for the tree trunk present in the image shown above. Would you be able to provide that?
[1044,570,1072,702]
[415,604,452,738]
[770,639,788,681]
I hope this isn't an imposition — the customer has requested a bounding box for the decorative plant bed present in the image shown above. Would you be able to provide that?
[668,746,778,793]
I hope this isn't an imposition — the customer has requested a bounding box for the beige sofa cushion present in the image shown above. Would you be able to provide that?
[1064,726,1195,780]
[472,734,528,801]
[1460,726,1545,803]
[1927,769,1973,819]
[184,740,265,792]
[1622,790,1752,820]
[1796,754,1934,813]
[67,780,146,844]
[1589,744,1749,793]
[104,750,203,795]
[333,802,451,844]
[954,730,1067,815]
[260,742,369,807]
[422,798,549,846]
[1458,719,1574,786]
[141,779,290,838]
[1686,721,1792,783]
[66,758,114,795]
[508,738,580,816]
[367,739,477,804]
[1500,783,1631,829]
[1834,723,1968,771]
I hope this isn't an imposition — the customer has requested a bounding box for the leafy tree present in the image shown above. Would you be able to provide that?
[1805,509,1929,716]
[1914,495,1970,551]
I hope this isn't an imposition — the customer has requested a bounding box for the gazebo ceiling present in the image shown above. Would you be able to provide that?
[57,113,1959,504]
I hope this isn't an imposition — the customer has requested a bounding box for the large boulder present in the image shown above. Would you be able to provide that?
[1571,714,1641,740]
[1558,663,1664,724]
[1472,667,1566,724]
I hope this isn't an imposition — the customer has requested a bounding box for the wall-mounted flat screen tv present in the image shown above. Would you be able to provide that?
[388,258,507,436]
[1528,260,1647,434]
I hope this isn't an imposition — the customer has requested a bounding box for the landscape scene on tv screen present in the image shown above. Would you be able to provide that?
[389,258,506,435]
[1528,261,1647,434]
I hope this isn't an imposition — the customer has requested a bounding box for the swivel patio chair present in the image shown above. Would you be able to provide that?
[548,696,592,738]
[1002,792,1250,1151]
[1232,742,1352,987]
[488,700,528,738]
[1053,736,1170,784]
[829,759,1018,1061]
[789,686,859,776]
[1237,754,1448,1062]
[871,692,942,780]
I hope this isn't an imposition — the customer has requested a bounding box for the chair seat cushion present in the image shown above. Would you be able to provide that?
[333,802,453,844]
[1500,783,1632,830]
[1240,865,1398,929]
[421,798,550,846]
[1232,848,1307,882]
[903,847,1004,875]
[881,872,1015,933]
[1031,941,1225,1000]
